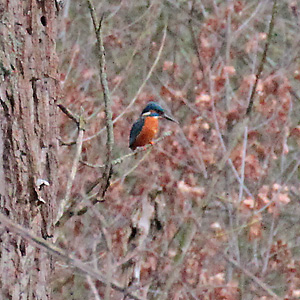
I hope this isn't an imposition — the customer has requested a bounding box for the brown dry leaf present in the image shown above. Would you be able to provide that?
[242,197,255,209]
[248,214,262,241]
[195,93,211,103]
[245,38,258,53]
[209,272,225,285]
[223,65,236,76]
[178,181,205,197]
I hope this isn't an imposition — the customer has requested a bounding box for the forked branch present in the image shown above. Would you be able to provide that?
[87,0,114,198]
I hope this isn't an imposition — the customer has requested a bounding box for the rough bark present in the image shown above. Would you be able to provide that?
[0,0,59,299]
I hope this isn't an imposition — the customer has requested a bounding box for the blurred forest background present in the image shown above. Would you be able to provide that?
[54,0,300,299]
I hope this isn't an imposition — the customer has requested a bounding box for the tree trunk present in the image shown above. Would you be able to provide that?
[0,1,58,299]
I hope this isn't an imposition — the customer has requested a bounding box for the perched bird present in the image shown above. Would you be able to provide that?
[129,102,177,150]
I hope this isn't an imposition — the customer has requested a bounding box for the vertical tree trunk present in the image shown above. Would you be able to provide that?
[0,1,58,299]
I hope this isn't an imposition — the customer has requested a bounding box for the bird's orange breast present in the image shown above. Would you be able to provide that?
[133,117,159,149]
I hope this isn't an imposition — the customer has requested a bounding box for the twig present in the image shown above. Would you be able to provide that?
[57,103,80,125]
[290,88,300,103]
[114,16,167,122]
[200,65,253,212]
[246,0,277,115]
[261,215,276,275]
[58,138,76,147]
[159,219,196,300]
[83,19,168,143]
[55,132,172,228]
[81,131,173,168]
[238,125,248,203]
[104,252,113,300]
[116,149,152,185]
[86,276,102,300]
[224,253,281,299]
[200,118,252,211]
[55,180,101,228]
[0,212,142,300]
[87,0,114,198]
[56,115,85,224]
[233,1,266,40]
[87,9,154,121]
[188,0,204,75]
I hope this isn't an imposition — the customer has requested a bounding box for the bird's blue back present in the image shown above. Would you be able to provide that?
[129,118,145,148]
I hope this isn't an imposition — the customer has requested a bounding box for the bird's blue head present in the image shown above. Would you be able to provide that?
[141,102,164,115]
[141,102,178,123]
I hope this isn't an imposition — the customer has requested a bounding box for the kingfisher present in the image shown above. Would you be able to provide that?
[129,102,177,150]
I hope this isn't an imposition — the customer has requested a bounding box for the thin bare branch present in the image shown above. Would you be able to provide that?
[86,276,102,300]
[55,132,172,228]
[159,219,196,300]
[224,254,281,299]
[56,115,85,224]
[188,1,204,75]
[261,216,276,275]
[81,131,173,168]
[87,0,114,197]
[57,103,80,125]
[83,19,168,143]
[0,212,142,300]
[246,0,278,115]
[238,125,248,203]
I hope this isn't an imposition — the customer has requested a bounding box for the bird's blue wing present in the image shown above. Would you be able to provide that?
[129,118,145,148]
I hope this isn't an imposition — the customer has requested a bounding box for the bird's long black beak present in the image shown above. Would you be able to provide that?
[163,114,179,124]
